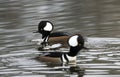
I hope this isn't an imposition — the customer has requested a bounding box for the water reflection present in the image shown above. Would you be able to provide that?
[69,66,85,77]
[0,0,120,77]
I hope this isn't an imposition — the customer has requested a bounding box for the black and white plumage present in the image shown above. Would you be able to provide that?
[33,21,71,49]
[36,34,85,64]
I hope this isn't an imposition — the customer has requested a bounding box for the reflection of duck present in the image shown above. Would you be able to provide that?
[69,66,85,77]
[33,21,71,50]
[36,34,85,64]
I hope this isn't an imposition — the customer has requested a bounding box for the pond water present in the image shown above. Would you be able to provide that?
[0,0,120,77]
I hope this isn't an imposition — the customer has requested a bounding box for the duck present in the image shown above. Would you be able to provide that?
[35,34,85,64]
[33,21,72,49]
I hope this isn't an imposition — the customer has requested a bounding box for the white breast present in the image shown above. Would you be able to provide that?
[62,54,76,63]
[66,54,76,62]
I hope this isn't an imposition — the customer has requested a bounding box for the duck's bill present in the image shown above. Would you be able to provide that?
[33,31,39,33]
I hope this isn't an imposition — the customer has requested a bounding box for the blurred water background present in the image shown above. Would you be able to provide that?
[0,0,120,77]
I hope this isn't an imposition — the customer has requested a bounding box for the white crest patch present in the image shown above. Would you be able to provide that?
[68,35,78,47]
[44,22,53,31]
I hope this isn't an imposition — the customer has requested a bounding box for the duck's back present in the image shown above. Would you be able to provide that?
[48,32,71,47]
[49,32,71,37]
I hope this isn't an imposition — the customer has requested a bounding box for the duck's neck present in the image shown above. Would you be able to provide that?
[68,46,82,57]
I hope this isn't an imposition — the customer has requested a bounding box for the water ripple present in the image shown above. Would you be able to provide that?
[0,0,120,77]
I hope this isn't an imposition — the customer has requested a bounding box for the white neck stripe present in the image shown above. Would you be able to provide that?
[62,55,67,63]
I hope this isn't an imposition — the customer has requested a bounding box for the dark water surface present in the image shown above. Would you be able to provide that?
[0,0,120,77]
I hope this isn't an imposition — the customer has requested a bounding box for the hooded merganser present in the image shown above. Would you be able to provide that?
[33,21,71,49]
[36,34,85,64]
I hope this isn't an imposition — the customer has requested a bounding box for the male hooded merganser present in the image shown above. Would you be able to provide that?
[36,34,85,64]
[33,21,71,49]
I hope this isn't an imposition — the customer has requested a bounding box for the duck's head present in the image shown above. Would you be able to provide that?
[68,34,85,57]
[34,21,54,39]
